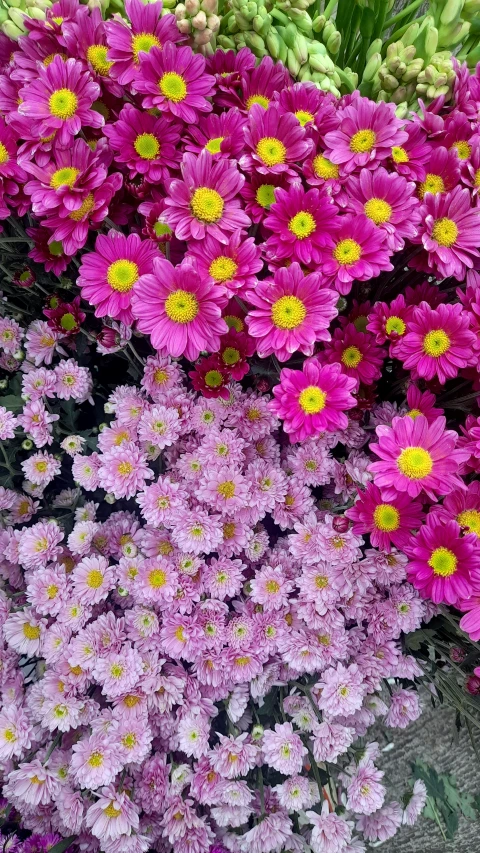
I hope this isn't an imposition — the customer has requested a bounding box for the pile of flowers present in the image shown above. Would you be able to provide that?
[0,0,480,850]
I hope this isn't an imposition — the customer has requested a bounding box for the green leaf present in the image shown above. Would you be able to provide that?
[405,628,436,651]
[444,809,459,839]
[47,837,77,853]
[459,793,478,821]
[0,394,23,412]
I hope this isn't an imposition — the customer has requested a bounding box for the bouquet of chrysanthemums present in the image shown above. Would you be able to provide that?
[2,0,480,850]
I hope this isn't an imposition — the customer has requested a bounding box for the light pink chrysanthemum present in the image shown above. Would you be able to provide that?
[262,722,307,775]
[99,442,153,499]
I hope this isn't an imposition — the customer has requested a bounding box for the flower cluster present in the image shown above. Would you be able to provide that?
[1,1,480,849]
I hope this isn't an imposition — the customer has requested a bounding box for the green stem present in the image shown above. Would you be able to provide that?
[323,0,337,20]
[372,0,389,41]
[306,744,324,800]
[43,732,62,764]
[0,442,15,477]
[257,766,265,816]
[383,0,424,32]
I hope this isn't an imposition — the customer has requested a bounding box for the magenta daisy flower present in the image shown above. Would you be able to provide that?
[270,360,357,443]
[395,301,477,384]
[346,482,424,552]
[404,385,444,423]
[405,517,480,605]
[135,43,214,124]
[241,171,289,224]
[132,256,228,360]
[432,481,480,538]
[241,104,313,177]
[218,328,255,380]
[245,263,338,361]
[417,145,460,199]
[187,230,262,297]
[189,355,231,400]
[164,152,249,243]
[323,323,384,388]
[367,294,413,350]
[323,97,407,174]
[23,138,110,218]
[185,108,246,160]
[370,415,469,501]
[26,225,73,275]
[0,117,24,183]
[414,186,480,280]
[216,55,290,112]
[320,213,393,295]
[103,103,181,184]
[105,0,184,86]
[275,82,336,130]
[78,231,159,325]
[263,184,337,265]
[345,167,421,252]
[18,56,103,147]
[206,45,256,92]
[62,6,122,96]
[388,121,432,182]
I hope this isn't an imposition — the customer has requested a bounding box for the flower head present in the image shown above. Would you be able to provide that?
[324,97,407,174]
[405,516,480,605]
[135,43,214,123]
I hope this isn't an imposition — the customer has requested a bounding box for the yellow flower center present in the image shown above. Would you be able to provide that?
[234,656,251,666]
[295,109,314,126]
[288,210,316,239]
[134,132,160,160]
[104,803,121,818]
[406,408,422,419]
[222,346,240,366]
[271,294,306,329]
[154,368,168,385]
[122,732,137,748]
[43,53,61,67]
[164,289,199,323]
[428,546,457,577]
[205,369,223,388]
[373,503,400,532]
[341,345,363,368]
[4,728,16,742]
[106,259,139,293]
[23,623,41,640]
[86,45,112,76]
[209,255,237,282]
[397,446,433,479]
[190,187,224,223]
[69,193,95,221]
[205,136,224,154]
[86,569,104,588]
[419,173,445,198]
[30,776,44,785]
[0,143,8,164]
[118,461,133,476]
[49,88,78,120]
[431,217,458,247]
[217,480,235,498]
[88,751,104,767]
[246,94,270,110]
[149,568,166,588]
[49,241,63,256]
[333,238,362,265]
[385,316,406,336]
[35,460,48,473]
[132,32,160,63]
[475,168,480,188]
[158,71,187,102]
[124,694,140,707]
[175,626,185,642]
[391,146,409,163]
[256,136,286,167]
[313,154,339,179]
[265,579,280,593]
[423,328,450,357]
[364,197,392,224]
[255,183,276,208]
[223,522,235,539]
[110,663,124,678]
[457,509,480,536]
[452,140,471,160]
[315,574,328,588]
[298,385,326,414]
[350,129,376,153]
[46,584,59,598]
[225,315,244,332]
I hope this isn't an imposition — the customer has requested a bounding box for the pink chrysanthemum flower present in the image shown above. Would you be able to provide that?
[104,103,181,184]
[3,610,46,657]
[388,121,431,182]
[203,556,246,599]
[55,360,92,403]
[164,152,249,243]
[105,0,184,86]
[275,81,335,129]
[250,564,292,610]
[186,108,246,160]
[385,688,421,728]
[137,476,187,526]
[324,97,407,174]
[0,405,17,440]
[187,230,262,297]
[346,764,386,815]
[395,301,477,384]
[21,452,61,487]
[62,6,120,94]
[345,167,421,252]
[346,482,423,552]
[239,812,293,853]
[86,785,139,841]
[0,117,25,183]
[405,517,480,605]
[417,145,460,199]
[320,214,393,295]
[93,645,143,698]
[241,104,312,176]
[241,171,289,223]
[171,508,223,555]
[141,353,183,399]
[262,722,307,775]
[210,733,258,779]
[403,780,427,826]
[196,465,249,513]
[264,184,337,265]
[245,264,337,361]
[0,316,22,353]
[367,294,413,351]
[307,801,353,853]
[26,566,67,616]
[414,186,480,279]
[357,802,403,843]
[433,480,480,539]
[72,554,115,605]
[27,225,73,275]
[404,385,444,423]
[3,759,59,807]
[99,442,153,499]
[323,324,384,389]
[135,43,214,123]
[78,231,158,325]
[70,733,123,789]
[138,404,181,450]
[18,56,103,147]
[0,704,32,761]
[132,256,228,360]
[316,662,366,718]
[270,360,357,442]
[72,452,101,491]
[370,415,469,501]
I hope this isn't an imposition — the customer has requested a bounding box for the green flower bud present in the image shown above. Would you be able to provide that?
[251,724,264,741]
[105,493,116,504]
[312,12,325,32]
[326,31,341,55]
[0,379,7,390]
[22,439,33,451]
